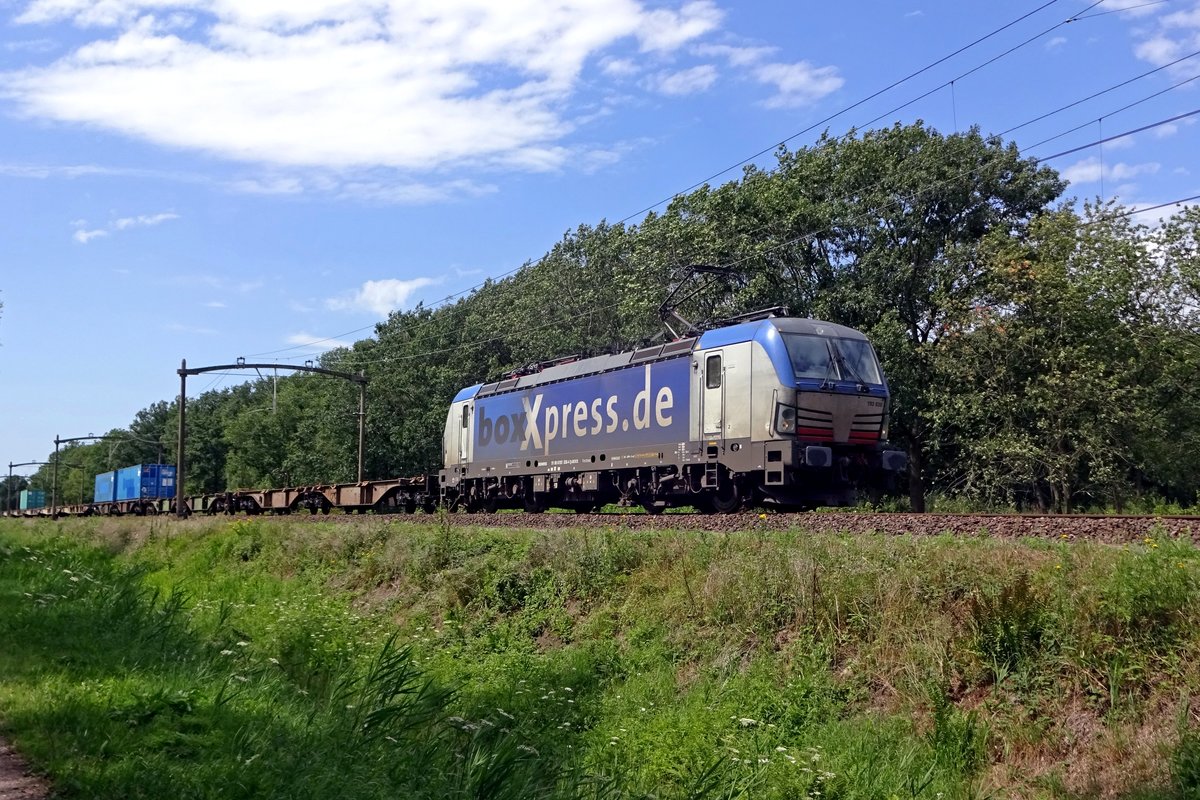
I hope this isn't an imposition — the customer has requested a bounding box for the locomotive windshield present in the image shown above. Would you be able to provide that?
[781,333,882,385]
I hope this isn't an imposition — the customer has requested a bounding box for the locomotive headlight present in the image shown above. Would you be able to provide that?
[775,404,796,434]
[881,413,890,442]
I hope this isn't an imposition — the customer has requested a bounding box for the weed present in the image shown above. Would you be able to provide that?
[969,571,1047,683]
[1173,726,1200,797]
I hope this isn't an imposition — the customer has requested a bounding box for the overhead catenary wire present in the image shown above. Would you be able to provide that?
[998,47,1200,139]
[335,108,1200,372]
[273,105,1200,375]
[242,1,1188,371]
[614,0,1072,226]
[855,0,1108,131]
[1071,0,1171,20]
[294,186,1200,371]
[241,1,1081,363]
[1038,107,1200,160]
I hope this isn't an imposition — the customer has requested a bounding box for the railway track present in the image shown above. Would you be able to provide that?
[428,510,1200,542]
[141,509,1200,543]
[9,505,1198,542]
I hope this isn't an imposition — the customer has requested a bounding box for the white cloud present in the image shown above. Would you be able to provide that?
[70,209,178,243]
[5,38,57,53]
[204,301,226,308]
[285,332,355,351]
[1163,6,1200,28]
[338,178,498,204]
[73,228,108,243]
[327,277,438,316]
[4,0,723,175]
[226,176,304,195]
[1045,36,1067,50]
[693,43,774,67]
[1099,0,1160,15]
[1127,3,1200,78]
[1128,197,1200,227]
[650,64,717,96]
[755,61,844,108]
[165,322,218,335]
[114,211,178,229]
[599,57,638,77]
[637,1,723,52]
[1061,157,1160,185]
[1135,35,1182,64]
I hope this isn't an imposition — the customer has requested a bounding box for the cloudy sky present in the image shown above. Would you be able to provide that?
[1,0,1198,472]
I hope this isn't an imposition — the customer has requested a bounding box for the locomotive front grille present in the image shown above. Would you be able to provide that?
[794,405,834,442]
[796,394,884,445]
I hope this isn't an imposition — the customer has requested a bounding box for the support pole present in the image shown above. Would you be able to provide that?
[52,436,60,518]
[5,462,11,515]
[357,374,366,483]
[176,359,187,518]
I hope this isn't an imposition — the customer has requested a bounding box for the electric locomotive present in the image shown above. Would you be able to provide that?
[439,312,906,513]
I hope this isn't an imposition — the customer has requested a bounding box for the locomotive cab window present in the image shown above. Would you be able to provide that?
[461,405,469,428]
[836,338,883,384]
[705,355,722,389]
[782,334,835,380]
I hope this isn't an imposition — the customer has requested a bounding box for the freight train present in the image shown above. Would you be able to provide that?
[6,313,906,518]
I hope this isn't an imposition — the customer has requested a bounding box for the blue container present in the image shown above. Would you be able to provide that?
[94,471,117,503]
[19,489,45,510]
[116,464,177,501]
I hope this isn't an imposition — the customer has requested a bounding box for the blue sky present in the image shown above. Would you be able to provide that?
[1,0,1198,472]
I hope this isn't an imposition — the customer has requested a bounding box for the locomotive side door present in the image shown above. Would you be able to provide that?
[458,402,471,462]
[701,351,724,441]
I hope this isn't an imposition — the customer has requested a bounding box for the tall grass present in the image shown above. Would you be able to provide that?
[0,528,594,799]
[4,518,1200,798]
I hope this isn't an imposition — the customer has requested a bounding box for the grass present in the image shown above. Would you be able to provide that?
[2,516,1200,798]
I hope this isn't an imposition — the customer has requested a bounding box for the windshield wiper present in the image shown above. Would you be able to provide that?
[819,340,840,389]
[830,340,870,393]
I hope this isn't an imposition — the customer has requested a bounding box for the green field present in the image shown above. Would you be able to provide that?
[2,516,1199,799]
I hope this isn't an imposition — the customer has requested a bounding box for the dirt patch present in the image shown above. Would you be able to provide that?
[0,738,48,800]
[981,694,1176,798]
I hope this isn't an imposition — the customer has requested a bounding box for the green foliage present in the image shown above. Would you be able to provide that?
[24,125,1200,510]
[1173,727,1200,797]
[9,518,1200,797]
[0,525,602,800]
[969,571,1048,682]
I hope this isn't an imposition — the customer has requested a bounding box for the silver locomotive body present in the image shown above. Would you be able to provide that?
[439,317,906,513]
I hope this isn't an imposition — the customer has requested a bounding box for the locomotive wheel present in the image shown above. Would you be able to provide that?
[523,494,546,513]
[709,480,743,514]
[641,498,665,515]
[465,494,497,514]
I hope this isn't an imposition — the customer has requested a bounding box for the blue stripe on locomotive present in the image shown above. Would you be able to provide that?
[473,357,691,459]
[699,319,888,397]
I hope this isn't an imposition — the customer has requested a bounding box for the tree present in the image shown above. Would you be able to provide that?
[801,123,1065,510]
[932,202,1200,510]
